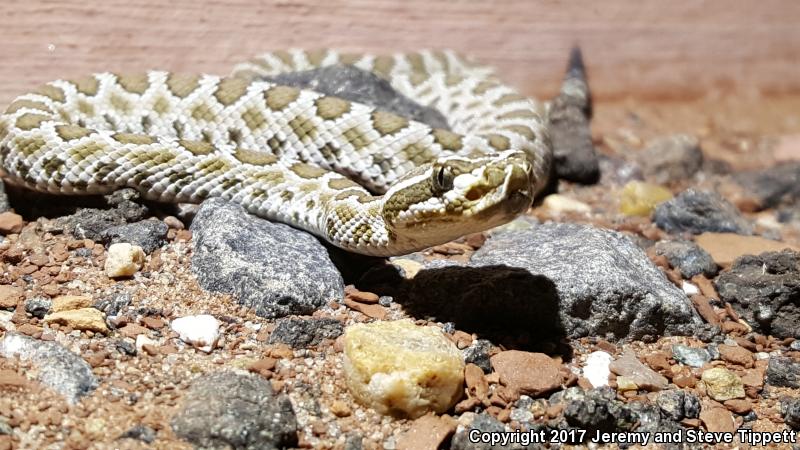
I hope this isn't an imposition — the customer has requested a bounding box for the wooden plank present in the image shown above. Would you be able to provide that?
[1,0,799,105]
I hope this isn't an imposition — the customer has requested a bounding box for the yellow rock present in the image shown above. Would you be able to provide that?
[51,295,93,312]
[44,308,108,333]
[615,376,639,392]
[701,367,745,401]
[619,181,673,217]
[104,243,145,278]
[342,319,464,418]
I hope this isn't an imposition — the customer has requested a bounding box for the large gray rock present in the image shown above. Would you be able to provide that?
[653,189,752,235]
[172,371,297,449]
[0,333,98,403]
[190,198,344,318]
[715,250,800,339]
[468,223,702,340]
[264,64,449,130]
[380,223,702,342]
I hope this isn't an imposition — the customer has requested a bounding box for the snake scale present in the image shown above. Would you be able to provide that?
[0,49,552,256]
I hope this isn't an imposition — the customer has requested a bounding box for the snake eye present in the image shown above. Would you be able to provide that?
[432,165,454,193]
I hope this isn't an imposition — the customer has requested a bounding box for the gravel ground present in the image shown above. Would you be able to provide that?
[1,90,799,450]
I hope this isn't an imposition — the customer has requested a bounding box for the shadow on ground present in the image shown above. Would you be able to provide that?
[357,262,570,357]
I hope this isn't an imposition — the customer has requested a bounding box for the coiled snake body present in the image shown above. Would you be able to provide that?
[0,50,551,256]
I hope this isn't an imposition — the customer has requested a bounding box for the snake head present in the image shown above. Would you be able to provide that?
[381,150,534,248]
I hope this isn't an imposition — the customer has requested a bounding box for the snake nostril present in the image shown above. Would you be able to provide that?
[465,188,481,201]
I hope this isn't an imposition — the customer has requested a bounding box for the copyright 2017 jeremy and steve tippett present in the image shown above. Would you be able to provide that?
[468,428,798,447]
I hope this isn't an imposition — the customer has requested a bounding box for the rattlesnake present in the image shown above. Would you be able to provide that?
[0,50,552,256]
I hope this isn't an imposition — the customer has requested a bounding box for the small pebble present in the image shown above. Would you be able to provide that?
[490,350,563,398]
[24,297,51,319]
[163,216,184,230]
[170,314,221,353]
[615,376,638,391]
[542,194,591,213]
[672,344,711,368]
[43,308,109,334]
[0,211,23,234]
[104,243,145,278]
[0,285,23,309]
[583,351,612,388]
[682,282,699,296]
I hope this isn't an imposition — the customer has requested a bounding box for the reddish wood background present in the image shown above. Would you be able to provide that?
[1,0,799,105]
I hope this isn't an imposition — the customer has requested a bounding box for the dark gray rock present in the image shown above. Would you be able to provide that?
[114,339,137,356]
[735,162,800,210]
[93,292,133,317]
[715,250,800,339]
[783,398,800,430]
[99,218,168,254]
[549,48,599,184]
[265,65,449,130]
[561,387,637,433]
[683,391,701,418]
[656,390,687,421]
[766,356,800,388]
[638,135,704,185]
[171,371,297,450]
[104,189,150,221]
[463,339,493,373]
[267,317,343,349]
[53,208,130,240]
[654,240,718,278]
[656,390,700,421]
[465,223,701,341]
[0,333,98,403]
[653,189,752,235]
[548,387,685,449]
[24,296,51,319]
[706,343,721,360]
[624,402,686,450]
[119,425,157,443]
[671,344,711,368]
[190,198,344,319]
[50,189,149,240]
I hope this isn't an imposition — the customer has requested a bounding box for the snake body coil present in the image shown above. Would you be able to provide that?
[0,50,551,256]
